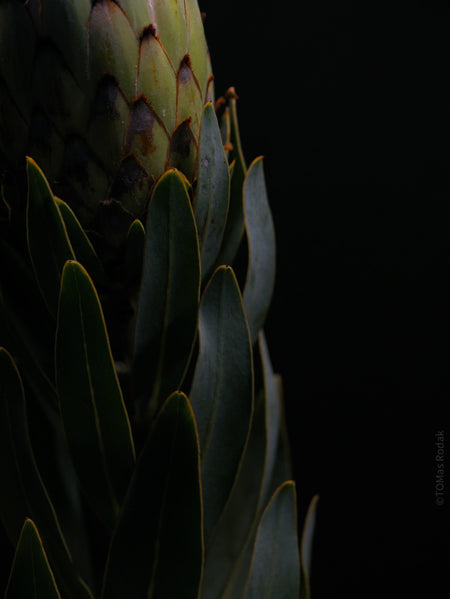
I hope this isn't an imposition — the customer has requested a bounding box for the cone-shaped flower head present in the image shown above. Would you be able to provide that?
[0,0,213,246]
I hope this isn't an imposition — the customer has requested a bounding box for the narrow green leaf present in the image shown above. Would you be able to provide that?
[101,392,202,599]
[243,157,276,344]
[26,157,75,317]
[122,218,145,288]
[55,261,135,532]
[200,389,267,599]
[133,169,200,421]
[215,90,247,266]
[0,348,94,599]
[55,197,107,287]
[5,519,61,599]
[190,265,253,542]
[243,482,301,599]
[258,331,281,504]
[201,334,287,599]
[194,102,230,282]
[0,245,94,585]
[265,376,294,494]
[300,495,319,599]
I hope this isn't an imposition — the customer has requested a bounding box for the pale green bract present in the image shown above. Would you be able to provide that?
[0,0,213,250]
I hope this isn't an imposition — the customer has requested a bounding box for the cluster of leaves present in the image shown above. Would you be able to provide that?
[0,97,317,598]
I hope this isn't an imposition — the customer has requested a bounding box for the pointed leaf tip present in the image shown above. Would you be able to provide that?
[133,169,200,421]
[5,519,62,599]
[244,481,300,599]
[26,158,74,317]
[101,392,202,599]
[195,101,230,281]
[243,156,276,345]
[56,260,135,532]
[190,265,253,543]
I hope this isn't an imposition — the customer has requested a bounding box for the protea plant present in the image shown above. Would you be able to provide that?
[0,1,317,598]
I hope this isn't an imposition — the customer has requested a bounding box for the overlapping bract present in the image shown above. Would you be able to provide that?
[0,0,213,247]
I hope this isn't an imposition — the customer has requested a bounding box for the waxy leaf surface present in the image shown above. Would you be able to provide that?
[190,266,253,543]
[244,482,300,599]
[101,392,202,599]
[200,333,287,599]
[55,197,107,287]
[200,388,267,599]
[243,157,276,344]
[194,102,230,282]
[56,261,135,532]
[259,332,282,505]
[26,157,75,317]
[216,92,246,266]
[122,218,145,289]
[133,169,200,421]
[5,519,61,599]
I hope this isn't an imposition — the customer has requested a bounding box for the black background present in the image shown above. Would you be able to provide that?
[200,1,448,597]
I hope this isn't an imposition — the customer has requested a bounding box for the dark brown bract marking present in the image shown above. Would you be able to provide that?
[126,97,157,156]
[111,154,148,195]
[170,118,194,159]
[92,75,123,120]
[141,24,157,41]
[178,55,193,85]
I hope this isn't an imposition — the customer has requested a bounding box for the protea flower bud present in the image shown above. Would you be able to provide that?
[0,0,213,249]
